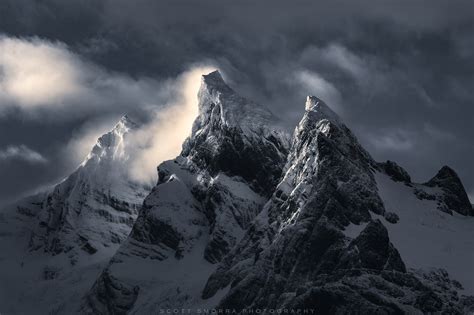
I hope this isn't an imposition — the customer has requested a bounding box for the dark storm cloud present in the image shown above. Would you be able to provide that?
[0,0,473,204]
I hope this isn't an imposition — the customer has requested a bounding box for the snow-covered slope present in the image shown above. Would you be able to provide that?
[83,71,290,314]
[0,116,150,314]
[375,170,474,294]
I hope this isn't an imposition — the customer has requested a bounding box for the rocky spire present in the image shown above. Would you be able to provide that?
[427,165,473,216]
[305,95,342,123]
[191,70,284,139]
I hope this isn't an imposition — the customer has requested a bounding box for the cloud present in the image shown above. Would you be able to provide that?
[294,70,342,111]
[0,145,47,164]
[366,129,416,152]
[126,66,216,184]
[0,36,85,108]
[0,36,167,120]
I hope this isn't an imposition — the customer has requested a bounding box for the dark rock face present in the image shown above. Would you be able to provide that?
[426,166,473,216]
[379,160,412,183]
[129,212,182,259]
[338,220,406,272]
[84,270,139,315]
[282,268,468,315]
[384,212,400,224]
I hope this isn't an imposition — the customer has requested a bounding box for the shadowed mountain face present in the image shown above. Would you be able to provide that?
[1,71,473,314]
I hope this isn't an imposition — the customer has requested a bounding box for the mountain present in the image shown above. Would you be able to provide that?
[1,71,472,314]
[202,97,474,314]
[83,70,291,314]
[83,74,473,314]
[0,116,151,314]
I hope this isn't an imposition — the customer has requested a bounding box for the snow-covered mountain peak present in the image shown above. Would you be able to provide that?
[26,113,149,259]
[84,115,139,166]
[195,71,283,136]
[291,95,373,169]
[200,70,232,95]
[304,95,342,127]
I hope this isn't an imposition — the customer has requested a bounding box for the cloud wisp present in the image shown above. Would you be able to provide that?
[0,145,47,164]
[126,66,215,184]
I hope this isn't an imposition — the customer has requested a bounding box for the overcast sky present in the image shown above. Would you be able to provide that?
[0,0,473,205]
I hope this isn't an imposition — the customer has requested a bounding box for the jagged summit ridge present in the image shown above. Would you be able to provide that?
[84,114,138,166]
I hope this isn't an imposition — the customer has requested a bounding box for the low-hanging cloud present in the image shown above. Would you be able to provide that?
[0,36,167,120]
[0,36,83,107]
[294,70,343,112]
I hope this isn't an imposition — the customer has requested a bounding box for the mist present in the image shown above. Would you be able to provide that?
[126,66,216,184]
